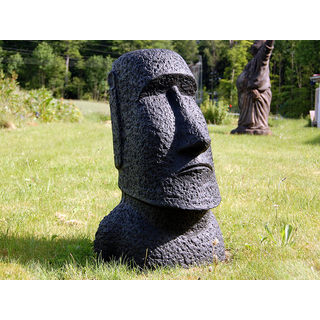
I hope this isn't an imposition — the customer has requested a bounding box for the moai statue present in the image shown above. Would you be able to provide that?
[231,40,275,135]
[94,49,225,268]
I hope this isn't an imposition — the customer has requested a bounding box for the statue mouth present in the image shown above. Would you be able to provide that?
[177,163,213,175]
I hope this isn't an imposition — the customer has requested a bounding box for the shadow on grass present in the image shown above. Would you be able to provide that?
[0,232,94,269]
[306,136,320,145]
[208,129,231,135]
[0,232,144,279]
[305,135,320,145]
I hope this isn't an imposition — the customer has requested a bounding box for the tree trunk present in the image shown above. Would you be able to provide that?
[65,55,69,84]
[230,67,235,104]
[276,56,282,117]
[104,77,107,102]
[290,51,294,101]
[94,81,97,100]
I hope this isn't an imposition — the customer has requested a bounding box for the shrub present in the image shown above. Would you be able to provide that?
[200,97,228,125]
[0,71,83,127]
[26,88,83,123]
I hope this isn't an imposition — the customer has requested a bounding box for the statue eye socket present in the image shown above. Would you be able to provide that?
[139,75,197,99]
[178,80,197,96]
[139,83,167,98]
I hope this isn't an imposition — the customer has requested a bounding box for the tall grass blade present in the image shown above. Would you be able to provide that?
[264,223,277,243]
[284,224,293,245]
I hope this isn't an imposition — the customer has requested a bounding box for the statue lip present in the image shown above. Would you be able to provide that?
[177,163,213,175]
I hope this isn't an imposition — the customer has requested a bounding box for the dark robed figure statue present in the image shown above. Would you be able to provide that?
[94,49,225,268]
[231,40,275,135]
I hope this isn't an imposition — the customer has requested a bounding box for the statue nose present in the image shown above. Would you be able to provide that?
[166,86,211,156]
[178,134,211,155]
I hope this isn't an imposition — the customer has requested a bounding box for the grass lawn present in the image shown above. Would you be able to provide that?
[72,100,110,117]
[0,116,319,280]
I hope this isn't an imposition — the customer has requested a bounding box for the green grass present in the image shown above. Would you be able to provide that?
[0,116,319,279]
[72,100,110,116]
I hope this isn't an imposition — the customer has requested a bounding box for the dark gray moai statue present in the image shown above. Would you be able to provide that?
[94,49,225,269]
[231,40,275,135]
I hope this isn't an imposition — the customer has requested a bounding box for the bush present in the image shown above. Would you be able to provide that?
[81,92,93,101]
[26,88,83,123]
[0,71,83,127]
[200,97,229,125]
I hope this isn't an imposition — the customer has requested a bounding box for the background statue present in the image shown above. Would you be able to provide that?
[231,40,275,135]
[94,49,225,269]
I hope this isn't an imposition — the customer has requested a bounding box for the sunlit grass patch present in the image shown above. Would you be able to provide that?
[0,118,319,279]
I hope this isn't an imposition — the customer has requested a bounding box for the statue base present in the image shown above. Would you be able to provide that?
[230,125,272,135]
[94,196,225,269]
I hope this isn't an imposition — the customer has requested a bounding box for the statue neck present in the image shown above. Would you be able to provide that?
[120,193,210,233]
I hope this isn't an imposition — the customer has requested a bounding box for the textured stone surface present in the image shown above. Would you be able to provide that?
[94,49,224,269]
[231,40,275,135]
[95,195,224,268]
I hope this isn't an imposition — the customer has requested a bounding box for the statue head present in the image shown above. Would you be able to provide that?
[108,49,220,210]
[250,40,266,56]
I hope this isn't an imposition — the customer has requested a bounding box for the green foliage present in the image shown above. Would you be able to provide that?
[0,71,82,126]
[85,55,112,101]
[57,40,83,60]
[218,40,253,106]
[270,40,320,117]
[172,40,199,64]
[0,46,4,69]
[0,71,23,126]
[200,97,228,124]
[27,88,83,123]
[2,40,320,117]
[274,85,311,118]
[31,42,57,87]
[261,223,296,246]
[112,40,173,54]
[29,42,66,94]
[202,86,210,101]
[6,53,24,76]
[68,77,86,100]
[198,40,229,93]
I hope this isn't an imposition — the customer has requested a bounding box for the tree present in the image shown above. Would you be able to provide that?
[173,40,199,64]
[47,55,66,96]
[0,46,4,70]
[55,40,84,97]
[85,55,113,100]
[218,40,253,106]
[270,40,320,117]
[112,40,173,55]
[31,42,56,88]
[70,77,86,100]
[71,59,86,99]
[28,42,66,97]
[198,40,229,95]
[6,53,24,76]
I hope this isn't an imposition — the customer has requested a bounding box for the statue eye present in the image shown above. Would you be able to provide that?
[178,79,197,96]
[139,75,197,99]
[139,82,167,99]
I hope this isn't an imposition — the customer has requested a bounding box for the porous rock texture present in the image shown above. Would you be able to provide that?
[94,195,225,269]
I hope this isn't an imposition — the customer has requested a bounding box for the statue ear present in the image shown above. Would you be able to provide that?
[108,71,123,169]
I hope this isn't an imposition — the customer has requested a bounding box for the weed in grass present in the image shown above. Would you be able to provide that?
[260,176,298,247]
[260,222,296,246]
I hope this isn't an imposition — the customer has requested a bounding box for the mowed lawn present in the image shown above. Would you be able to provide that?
[0,116,319,280]
[72,100,110,117]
